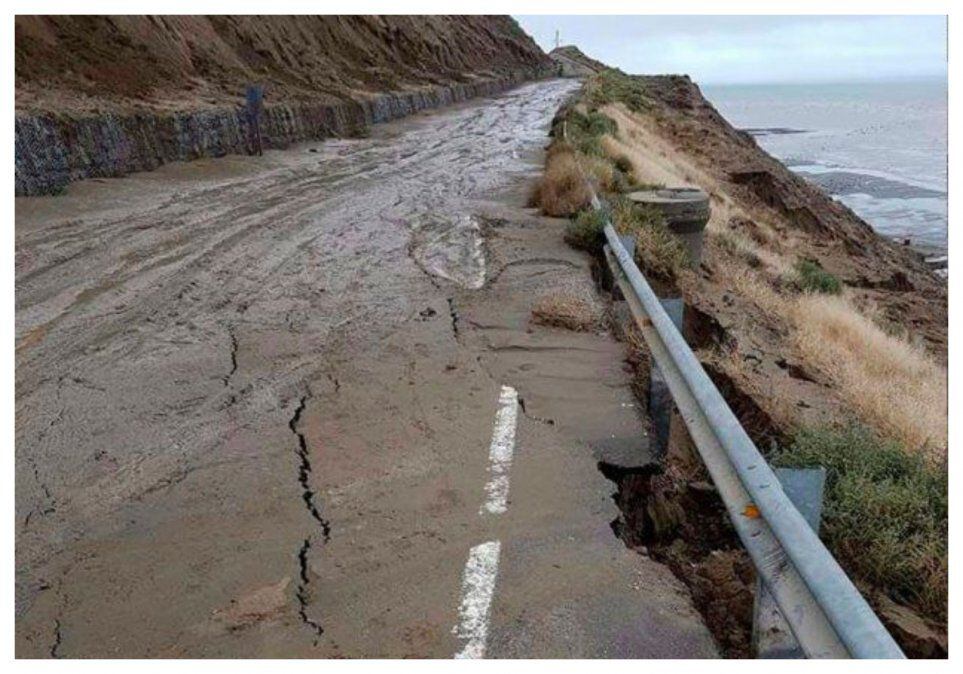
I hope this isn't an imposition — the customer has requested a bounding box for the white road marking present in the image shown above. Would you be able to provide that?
[480,384,518,515]
[452,540,501,659]
[451,385,518,657]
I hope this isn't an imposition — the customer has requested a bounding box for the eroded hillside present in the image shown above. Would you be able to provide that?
[16,15,551,114]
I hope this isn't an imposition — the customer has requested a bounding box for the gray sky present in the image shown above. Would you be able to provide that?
[514,15,947,85]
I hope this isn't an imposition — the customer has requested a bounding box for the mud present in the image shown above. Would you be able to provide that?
[17,78,722,658]
[15,78,579,656]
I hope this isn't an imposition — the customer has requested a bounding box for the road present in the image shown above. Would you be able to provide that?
[15,79,717,658]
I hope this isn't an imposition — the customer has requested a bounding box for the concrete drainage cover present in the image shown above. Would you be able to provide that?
[410,213,486,289]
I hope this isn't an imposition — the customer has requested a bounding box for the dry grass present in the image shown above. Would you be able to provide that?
[710,230,793,284]
[600,104,718,190]
[792,294,947,457]
[582,155,617,192]
[530,144,592,217]
[609,195,689,281]
[710,257,947,456]
[531,293,600,332]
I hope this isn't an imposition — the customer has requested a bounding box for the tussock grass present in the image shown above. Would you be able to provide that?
[582,155,617,192]
[565,109,618,158]
[531,293,600,332]
[530,145,592,217]
[792,293,947,456]
[773,425,947,621]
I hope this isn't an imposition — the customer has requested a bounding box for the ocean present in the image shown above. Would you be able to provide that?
[703,80,948,255]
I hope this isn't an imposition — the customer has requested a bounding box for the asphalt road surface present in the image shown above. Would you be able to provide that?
[15,79,717,658]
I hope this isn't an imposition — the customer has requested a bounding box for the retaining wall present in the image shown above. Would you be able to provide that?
[15,67,552,196]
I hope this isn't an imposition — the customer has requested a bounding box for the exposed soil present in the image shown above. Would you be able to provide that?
[598,457,754,658]
[15,16,551,115]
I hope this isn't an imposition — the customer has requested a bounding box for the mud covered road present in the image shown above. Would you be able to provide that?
[15,79,716,658]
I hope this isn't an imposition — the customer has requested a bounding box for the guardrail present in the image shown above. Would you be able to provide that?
[562,120,904,659]
[603,225,903,658]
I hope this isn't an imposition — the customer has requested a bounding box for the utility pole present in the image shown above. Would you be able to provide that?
[554,29,560,49]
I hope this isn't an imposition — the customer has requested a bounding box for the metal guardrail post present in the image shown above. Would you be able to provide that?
[753,467,827,658]
[649,298,682,460]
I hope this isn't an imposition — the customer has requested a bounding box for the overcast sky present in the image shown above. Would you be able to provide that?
[514,15,947,85]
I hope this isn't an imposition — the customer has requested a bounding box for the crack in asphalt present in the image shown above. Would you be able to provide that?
[289,391,331,541]
[517,395,556,426]
[50,618,62,658]
[447,297,460,341]
[222,326,238,387]
[296,537,324,643]
[289,389,332,643]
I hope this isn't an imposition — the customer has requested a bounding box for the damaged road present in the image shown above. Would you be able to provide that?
[15,79,716,658]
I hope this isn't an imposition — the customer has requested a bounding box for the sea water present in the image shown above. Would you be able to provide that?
[703,80,947,254]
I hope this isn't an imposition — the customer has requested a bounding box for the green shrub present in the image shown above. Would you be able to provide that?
[610,155,640,193]
[772,425,947,621]
[795,259,842,294]
[575,134,605,158]
[586,69,650,112]
[563,109,617,159]
[568,109,618,137]
[564,208,608,252]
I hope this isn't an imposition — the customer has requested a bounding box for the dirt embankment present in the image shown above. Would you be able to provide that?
[15,16,554,194]
[16,15,550,114]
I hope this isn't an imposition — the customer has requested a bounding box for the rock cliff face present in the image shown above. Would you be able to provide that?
[15,16,553,194]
